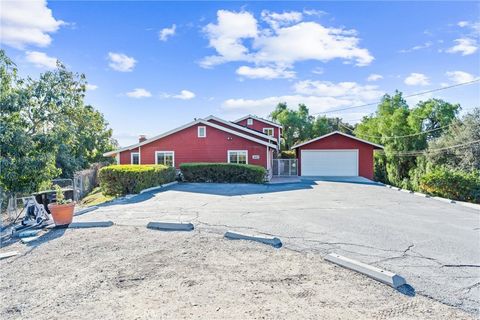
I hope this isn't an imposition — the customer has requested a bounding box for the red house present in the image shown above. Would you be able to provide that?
[103,115,281,177]
[291,131,383,180]
[234,114,283,143]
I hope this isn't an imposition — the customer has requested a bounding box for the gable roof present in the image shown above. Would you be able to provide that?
[103,118,277,157]
[234,114,283,128]
[291,131,384,150]
[204,115,278,146]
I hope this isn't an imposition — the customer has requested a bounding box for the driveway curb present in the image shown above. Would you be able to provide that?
[325,253,406,288]
[147,221,194,231]
[224,231,282,248]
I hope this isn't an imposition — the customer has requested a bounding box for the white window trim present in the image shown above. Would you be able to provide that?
[155,151,175,167]
[263,127,274,136]
[131,152,140,165]
[227,150,248,164]
[247,118,253,125]
[198,126,206,138]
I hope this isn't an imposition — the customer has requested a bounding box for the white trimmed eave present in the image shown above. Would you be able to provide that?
[233,114,283,128]
[102,118,278,157]
[291,131,384,150]
[204,115,279,146]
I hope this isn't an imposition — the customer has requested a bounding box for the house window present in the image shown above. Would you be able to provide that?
[155,151,174,167]
[247,118,253,125]
[131,152,140,165]
[228,150,248,164]
[198,126,206,138]
[263,128,274,136]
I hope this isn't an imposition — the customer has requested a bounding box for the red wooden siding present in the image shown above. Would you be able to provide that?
[235,118,281,141]
[207,119,272,143]
[119,147,139,165]
[295,133,375,179]
[118,124,268,168]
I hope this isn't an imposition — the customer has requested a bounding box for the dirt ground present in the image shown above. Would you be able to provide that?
[0,225,475,320]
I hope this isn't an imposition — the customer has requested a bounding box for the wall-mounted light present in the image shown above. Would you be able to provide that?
[227,136,233,141]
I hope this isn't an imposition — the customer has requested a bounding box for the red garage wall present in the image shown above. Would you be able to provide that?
[295,133,376,179]
[236,118,282,141]
[119,124,269,168]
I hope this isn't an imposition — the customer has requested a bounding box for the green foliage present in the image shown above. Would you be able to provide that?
[99,165,176,196]
[180,163,266,183]
[279,150,296,159]
[0,49,116,196]
[270,102,353,149]
[53,184,72,205]
[355,92,460,188]
[419,167,480,203]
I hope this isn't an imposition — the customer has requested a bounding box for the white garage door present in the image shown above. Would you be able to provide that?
[301,150,358,176]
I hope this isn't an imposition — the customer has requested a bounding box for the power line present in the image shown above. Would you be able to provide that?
[377,139,480,156]
[311,78,480,116]
[339,122,455,139]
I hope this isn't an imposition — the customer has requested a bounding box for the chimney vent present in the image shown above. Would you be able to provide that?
[139,135,147,143]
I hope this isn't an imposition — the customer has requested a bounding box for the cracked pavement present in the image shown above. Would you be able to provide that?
[74,178,480,314]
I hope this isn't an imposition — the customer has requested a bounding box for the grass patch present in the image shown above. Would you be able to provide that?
[80,187,115,207]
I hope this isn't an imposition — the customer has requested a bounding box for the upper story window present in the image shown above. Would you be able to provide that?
[131,152,140,165]
[155,151,174,167]
[263,128,274,136]
[198,126,206,138]
[247,118,253,125]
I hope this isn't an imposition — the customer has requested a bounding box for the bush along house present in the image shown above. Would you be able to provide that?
[103,115,281,180]
[103,114,383,181]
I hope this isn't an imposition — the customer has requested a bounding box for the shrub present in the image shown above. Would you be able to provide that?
[180,163,266,184]
[99,165,176,196]
[419,167,480,203]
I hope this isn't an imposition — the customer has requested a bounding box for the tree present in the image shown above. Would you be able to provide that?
[426,108,480,171]
[355,92,460,188]
[0,50,115,199]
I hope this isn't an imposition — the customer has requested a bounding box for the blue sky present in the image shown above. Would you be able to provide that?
[1,1,479,146]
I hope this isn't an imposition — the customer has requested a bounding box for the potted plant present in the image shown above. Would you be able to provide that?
[48,185,75,226]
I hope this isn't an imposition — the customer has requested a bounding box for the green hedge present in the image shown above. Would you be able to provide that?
[99,165,176,196]
[180,163,266,184]
[419,167,480,203]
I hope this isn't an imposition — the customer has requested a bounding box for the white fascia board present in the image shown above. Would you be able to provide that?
[204,115,278,145]
[291,131,384,150]
[233,114,283,128]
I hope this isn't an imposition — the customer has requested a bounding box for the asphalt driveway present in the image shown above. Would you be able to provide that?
[75,178,480,314]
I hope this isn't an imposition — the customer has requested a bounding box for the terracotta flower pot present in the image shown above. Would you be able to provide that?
[48,202,75,226]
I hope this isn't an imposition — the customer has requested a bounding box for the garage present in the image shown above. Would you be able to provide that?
[291,131,383,179]
[301,150,358,176]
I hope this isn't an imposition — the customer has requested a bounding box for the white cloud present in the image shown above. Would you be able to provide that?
[200,10,373,75]
[25,51,57,69]
[126,88,152,98]
[447,38,478,55]
[108,52,137,72]
[311,67,324,75]
[159,24,176,41]
[458,21,469,28]
[236,65,295,79]
[85,84,98,91]
[0,0,64,49]
[302,9,327,17]
[201,10,258,68]
[294,80,383,101]
[261,10,303,29]
[399,41,433,53]
[366,74,383,82]
[162,90,196,100]
[222,80,383,115]
[404,73,430,86]
[445,71,476,84]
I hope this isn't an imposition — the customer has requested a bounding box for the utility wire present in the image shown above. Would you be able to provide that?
[377,139,480,156]
[339,122,455,139]
[311,79,480,116]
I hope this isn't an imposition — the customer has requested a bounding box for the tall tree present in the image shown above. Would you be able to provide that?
[0,50,115,198]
